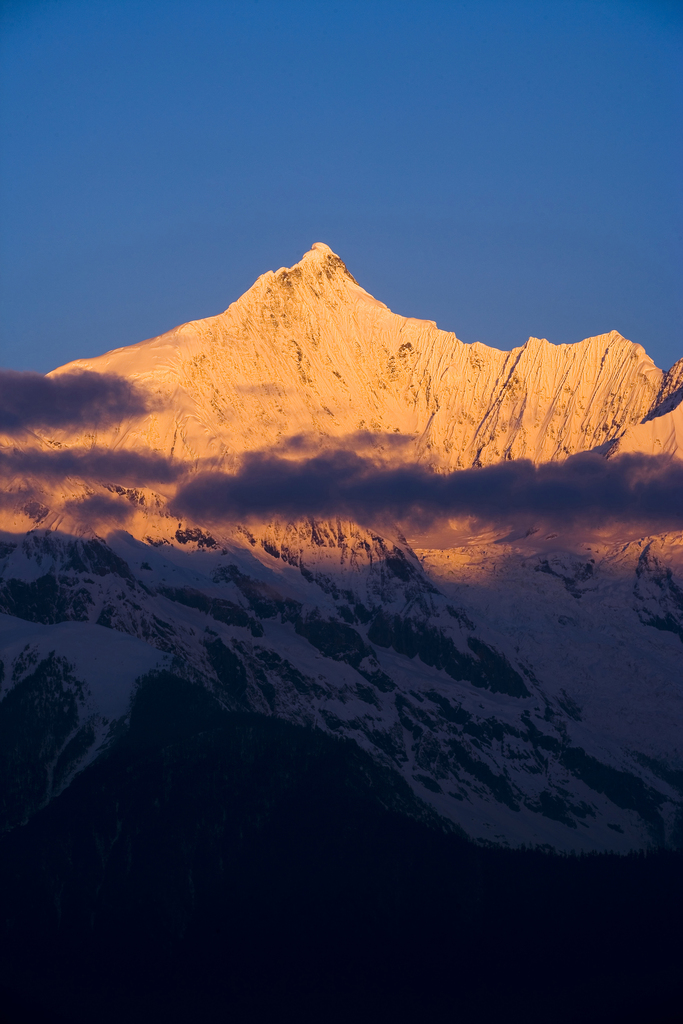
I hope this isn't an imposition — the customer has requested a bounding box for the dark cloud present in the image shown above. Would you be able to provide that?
[0,447,180,485]
[63,494,134,524]
[3,435,682,533]
[172,449,683,531]
[0,370,152,432]
[276,431,416,455]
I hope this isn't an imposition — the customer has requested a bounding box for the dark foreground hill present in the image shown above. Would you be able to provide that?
[0,671,681,1024]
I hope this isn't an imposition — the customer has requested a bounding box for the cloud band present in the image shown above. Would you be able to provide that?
[0,370,151,432]
[172,449,683,531]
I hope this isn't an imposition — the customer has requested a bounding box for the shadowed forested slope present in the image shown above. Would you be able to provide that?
[0,671,681,1024]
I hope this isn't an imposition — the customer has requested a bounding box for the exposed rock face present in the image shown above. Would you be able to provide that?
[652,356,683,416]
[1,244,682,853]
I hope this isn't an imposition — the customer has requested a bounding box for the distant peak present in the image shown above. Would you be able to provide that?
[310,242,333,253]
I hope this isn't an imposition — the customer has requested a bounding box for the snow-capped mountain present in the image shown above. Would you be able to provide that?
[40,242,683,467]
[1,244,682,852]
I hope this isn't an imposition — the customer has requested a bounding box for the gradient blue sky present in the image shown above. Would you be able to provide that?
[1,0,681,373]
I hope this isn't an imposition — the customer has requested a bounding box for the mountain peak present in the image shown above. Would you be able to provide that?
[293,240,360,285]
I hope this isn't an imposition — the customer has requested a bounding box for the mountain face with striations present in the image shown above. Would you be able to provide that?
[42,241,683,467]
[1,243,683,855]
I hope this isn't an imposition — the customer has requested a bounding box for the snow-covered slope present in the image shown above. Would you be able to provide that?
[0,600,169,832]
[1,520,681,852]
[1,244,682,852]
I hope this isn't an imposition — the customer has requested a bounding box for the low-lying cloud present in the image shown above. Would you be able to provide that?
[2,436,682,534]
[173,449,683,531]
[0,447,181,485]
[63,493,135,524]
[275,431,416,455]
[0,370,151,432]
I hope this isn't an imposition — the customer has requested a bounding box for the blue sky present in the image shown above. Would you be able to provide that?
[1,0,681,372]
